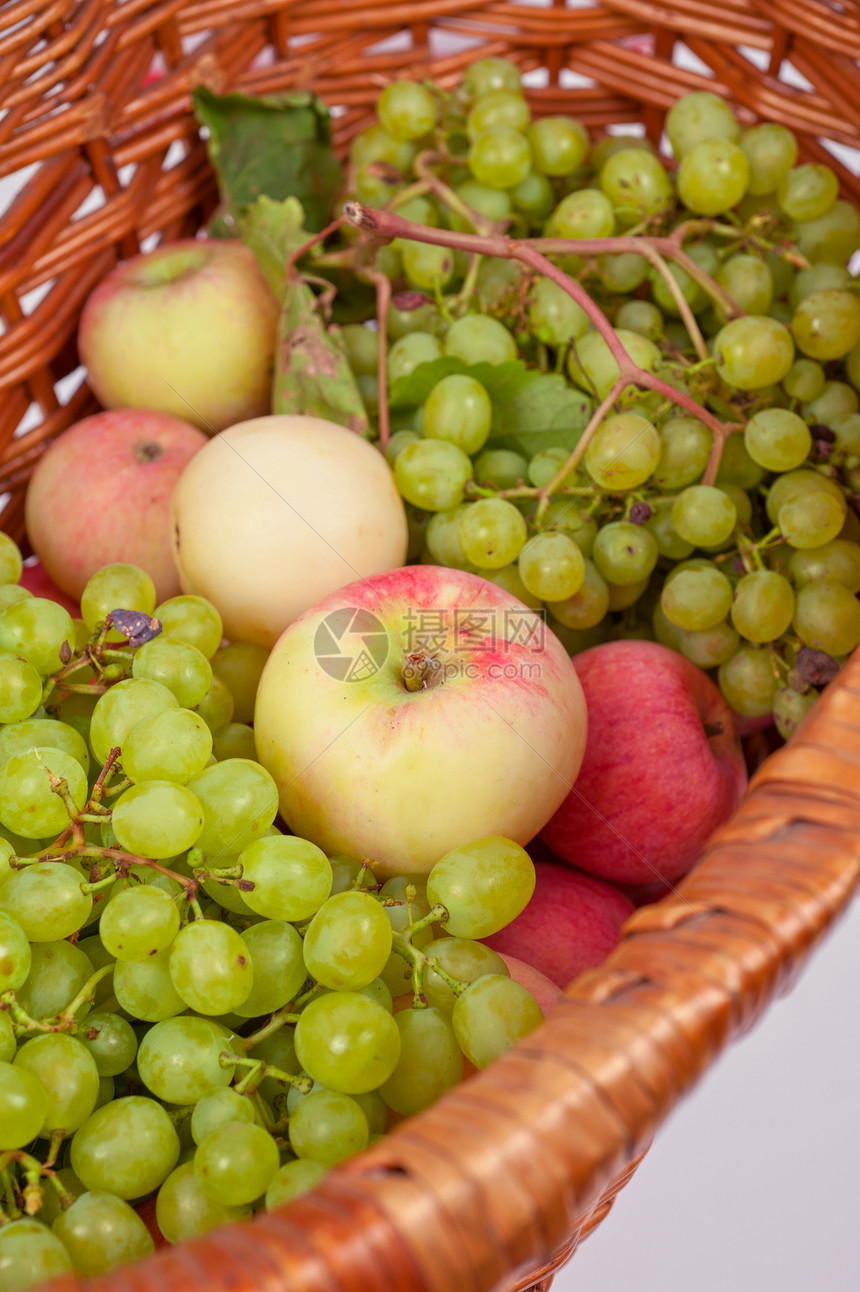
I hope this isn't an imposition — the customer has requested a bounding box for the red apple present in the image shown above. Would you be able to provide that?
[497,953,567,1015]
[540,640,747,885]
[482,860,634,988]
[25,409,207,602]
[254,565,588,878]
[19,561,80,618]
[78,240,278,433]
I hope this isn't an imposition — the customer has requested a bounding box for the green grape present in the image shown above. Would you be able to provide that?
[193,1121,279,1206]
[468,129,531,189]
[793,200,860,265]
[303,890,392,991]
[341,323,380,377]
[400,240,454,291]
[169,920,253,1015]
[740,122,798,194]
[98,886,180,961]
[444,314,517,366]
[459,499,527,569]
[0,717,89,776]
[789,263,851,310]
[773,686,818,741]
[546,559,609,630]
[518,532,585,601]
[211,723,256,762]
[0,597,74,676]
[788,539,860,592]
[72,1095,180,1199]
[265,1159,326,1209]
[386,298,440,340]
[51,1190,154,1276]
[0,584,31,612]
[464,57,521,99]
[424,504,472,568]
[239,835,332,921]
[568,329,661,399]
[652,603,687,650]
[452,974,542,1069]
[449,180,512,233]
[666,91,739,159]
[792,289,860,361]
[591,522,659,586]
[652,417,711,489]
[0,861,91,942]
[0,1013,15,1063]
[680,620,740,668]
[717,483,752,532]
[0,532,22,585]
[764,468,845,525]
[527,447,571,488]
[387,332,442,385]
[234,920,307,1018]
[784,358,826,403]
[112,781,203,859]
[350,124,415,173]
[211,642,268,725]
[486,564,544,610]
[423,374,492,454]
[476,257,520,305]
[526,115,587,176]
[253,1027,302,1105]
[385,430,421,467]
[830,415,860,459]
[794,582,860,657]
[0,745,89,840]
[677,139,749,215]
[155,595,223,660]
[132,637,212,710]
[421,938,508,1014]
[715,316,794,389]
[192,675,235,734]
[378,79,436,140]
[615,299,663,342]
[718,648,779,717]
[395,439,474,510]
[190,1089,255,1146]
[803,380,859,424]
[715,254,773,319]
[778,164,838,222]
[0,1218,72,1285]
[426,836,534,939]
[597,251,649,293]
[137,1016,234,1105]
[90,678,179,765]
[473,449,528,490]
[584,412,661,491]
[157,1159,251,1242]
[467,90,530,139]
[600,149,673,225]
[78,1012,137,1077]
[778,490,846,549]
[0,1062,49,1148]
[714,436,763,491]
[354,164,404,209]
[288,1089,369,1166]
[0,910,30,993]
[744,408,812,473]
[511,171,554,219]
[378,1006,463,1116]
[113,948,185,1022]
[15,1033,99,1134]
[0,651,42,723]
[591,133,655,169]
[294,992,401,1094]
[528,277,590,345]
[81,563,155,638]
[73,937,116,1008]
[661,566,733,632]
[671,485,737,547]
[123,707,213,785]
[537,499,598,556]
[550,188,615,239]
[188,758,278,857]
[731,570,795,643]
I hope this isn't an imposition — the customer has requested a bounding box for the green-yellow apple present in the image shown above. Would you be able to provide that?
[78,240,278,432]
[254,565,587,877]
[171,414,408,648]
[25,409,206,602]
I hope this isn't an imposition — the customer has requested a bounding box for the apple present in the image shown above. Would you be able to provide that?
[497,953,567,1015]
[541,640,747,885]
[18,561,80,618]
[483,860,634,988]
[254,565,587,878]
[78,240,278,433]
[25,410,207,602]
[171,414,409,649]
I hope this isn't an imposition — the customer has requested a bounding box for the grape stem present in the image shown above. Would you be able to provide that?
[241,1001,305,1052]
[223,1051,312,1095]
[364,266,392,448]
[0,963,114,1037]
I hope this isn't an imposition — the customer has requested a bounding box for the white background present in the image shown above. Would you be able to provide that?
[553,895,860,1291]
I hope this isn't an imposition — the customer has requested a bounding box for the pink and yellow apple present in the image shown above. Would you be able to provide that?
[254,566,588,878]
[497,953,567,1015]
[78,239,278,433]
[541,640,747,885]
[25,409,207,602]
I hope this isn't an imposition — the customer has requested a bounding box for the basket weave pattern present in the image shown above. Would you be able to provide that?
[2,2,860,1289]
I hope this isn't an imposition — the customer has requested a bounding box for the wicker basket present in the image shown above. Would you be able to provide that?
[2,2,860,1289]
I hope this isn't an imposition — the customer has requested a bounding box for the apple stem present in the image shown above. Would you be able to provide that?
[402,652,445,692]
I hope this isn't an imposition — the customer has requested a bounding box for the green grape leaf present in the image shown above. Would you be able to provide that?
[193,87,344,233]
[389,358,592,456]
[273,278,370,435]
[238,196,311,302]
